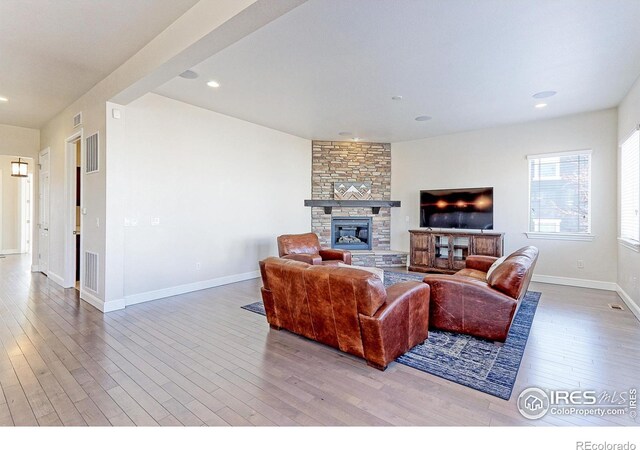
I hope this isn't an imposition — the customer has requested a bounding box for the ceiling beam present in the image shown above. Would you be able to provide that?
[110,0,307,105]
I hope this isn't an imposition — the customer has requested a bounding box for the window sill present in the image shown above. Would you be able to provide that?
[618,238,640,252]
[525,232,594,242]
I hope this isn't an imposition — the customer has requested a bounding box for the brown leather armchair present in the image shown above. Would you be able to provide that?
[277,232,352,265]
[423,246,538,342]
[260,257,430,370]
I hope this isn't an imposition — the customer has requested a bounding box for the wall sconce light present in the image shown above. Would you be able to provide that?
[11,158,28,177]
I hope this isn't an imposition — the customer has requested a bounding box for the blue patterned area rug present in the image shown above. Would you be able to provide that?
[242,270,540,400]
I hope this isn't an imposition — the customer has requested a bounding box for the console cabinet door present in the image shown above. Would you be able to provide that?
[471,235,503,257]
[410,232,433,267]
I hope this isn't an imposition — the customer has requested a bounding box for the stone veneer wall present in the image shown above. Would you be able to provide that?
[311,141,391,250]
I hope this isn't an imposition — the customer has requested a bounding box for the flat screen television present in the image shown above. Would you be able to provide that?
[420,187,494,230]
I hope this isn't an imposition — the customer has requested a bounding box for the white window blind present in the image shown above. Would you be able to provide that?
[620,129,640,244]
[528,151,591,235]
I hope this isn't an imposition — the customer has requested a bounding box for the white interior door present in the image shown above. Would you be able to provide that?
[20,176,30,253]
[39,149,50,274]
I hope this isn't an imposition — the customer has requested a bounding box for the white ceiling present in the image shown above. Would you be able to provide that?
[0,0,199,129]
[155,0,640,142]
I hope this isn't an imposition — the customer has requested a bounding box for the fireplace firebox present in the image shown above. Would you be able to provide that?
[331,217,372,251]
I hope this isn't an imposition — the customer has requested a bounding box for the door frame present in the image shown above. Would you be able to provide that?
[63,130,83,288]
[38,147,50,275]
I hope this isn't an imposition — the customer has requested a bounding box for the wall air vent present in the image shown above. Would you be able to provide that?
[73,112,82,128]
[608,304,624,311]
[85,132,99,174]
[84,251,98,293]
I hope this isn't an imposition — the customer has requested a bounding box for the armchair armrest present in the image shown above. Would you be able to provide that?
[319,249,352,265]
[465,255,498,273]
[423,274,516,342]
[281,253,322,265]
[359,281,430,369]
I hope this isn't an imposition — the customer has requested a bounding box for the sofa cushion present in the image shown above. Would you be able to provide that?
[308,265,387,317]
[487,253,535,300]
[455,268,488,282]
[486,255,508,279]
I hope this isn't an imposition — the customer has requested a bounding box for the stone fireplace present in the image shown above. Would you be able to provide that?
[309,140,407,267]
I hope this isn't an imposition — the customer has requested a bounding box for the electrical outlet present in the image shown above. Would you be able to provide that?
[195,262,201,271]
[577,260,584,269]
[131,218,138,227]
[151,217,160,226]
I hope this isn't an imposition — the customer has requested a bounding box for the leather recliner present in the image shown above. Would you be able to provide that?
[277,232,352,265]
[423,246,538,342]
[259,257,431,370]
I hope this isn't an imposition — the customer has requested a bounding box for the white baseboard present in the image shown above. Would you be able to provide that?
[104,297,126,312]
[122,270,261,307]
[615,285,640,322]
[532,274,617,291]
[47,271,66,288]
[79,289,125,313]
[1,249,20,255]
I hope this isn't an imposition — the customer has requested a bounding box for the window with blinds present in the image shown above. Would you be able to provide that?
[620,129,640,246]
[528,151,592,236]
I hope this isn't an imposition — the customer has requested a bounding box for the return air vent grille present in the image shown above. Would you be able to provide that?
[84,251,98,293]
[73,112,82,128]
[85,132,99,173]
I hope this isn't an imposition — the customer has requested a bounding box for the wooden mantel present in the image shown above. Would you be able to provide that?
[304,199,401,214]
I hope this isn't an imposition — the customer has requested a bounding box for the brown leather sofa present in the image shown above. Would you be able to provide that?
[259,257,430,370]
[423,246,538,342]
[277,232,352,265]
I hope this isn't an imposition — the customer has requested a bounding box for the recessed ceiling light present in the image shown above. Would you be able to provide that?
[415,115,432,121]
[179,70,199,79]
[0,96,8,102]
[207,80,220,88]
[338,131,352,136]
[352,137,360,142]
[534,103,547,109]
[392,96,403,101]
[533,91,556,99]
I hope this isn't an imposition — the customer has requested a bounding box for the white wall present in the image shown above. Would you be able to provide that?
[392,109,618,286]
[0,124,40,158]
[37,0,289,309]
[106,93,310,306]
[617,75,640,315]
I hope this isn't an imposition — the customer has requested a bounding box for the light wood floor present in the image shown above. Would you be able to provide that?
[0,254,638,426]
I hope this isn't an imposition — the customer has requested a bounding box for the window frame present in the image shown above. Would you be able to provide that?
[526,149,594,242]
[618,126,640,252]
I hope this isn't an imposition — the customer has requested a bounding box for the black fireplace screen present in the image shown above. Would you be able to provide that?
[331,217,373,250]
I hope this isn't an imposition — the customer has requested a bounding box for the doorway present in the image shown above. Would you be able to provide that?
[64,132,82,289]
[0,155,34,257]
[74,139,81,289]
[20,173,33,254]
